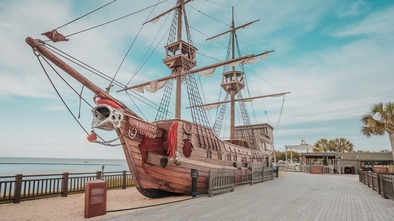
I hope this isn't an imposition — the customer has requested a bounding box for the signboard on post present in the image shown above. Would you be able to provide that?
[84,180,107,218]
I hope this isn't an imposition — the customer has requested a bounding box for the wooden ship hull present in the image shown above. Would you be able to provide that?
[115,115,270,197]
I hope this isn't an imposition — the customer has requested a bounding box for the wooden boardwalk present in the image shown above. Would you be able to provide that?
[100,172,394,221]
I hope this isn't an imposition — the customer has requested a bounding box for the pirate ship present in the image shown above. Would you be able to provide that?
[26,0,289,198]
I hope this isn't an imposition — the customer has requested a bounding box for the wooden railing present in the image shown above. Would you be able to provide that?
[358,171,394,201]
[208,170,235,197]
[381,175,394,200]
[371,173,379,191]
[263,167,275,181]
[322,166,333,174]
[251,166,264,184]
[302,165,310,173]
[209,167,276,197]
[367,172,373,188]
[359,170,364,182]
[302,165,333,174]
[0,171,132,204]
[235,169,252,186]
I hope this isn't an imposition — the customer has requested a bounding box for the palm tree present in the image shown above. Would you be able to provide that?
[361,102,394,161]
[313,138,330,152]
[329,138,354,153]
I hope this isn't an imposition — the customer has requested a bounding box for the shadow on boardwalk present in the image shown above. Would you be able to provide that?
[100,173,394,221]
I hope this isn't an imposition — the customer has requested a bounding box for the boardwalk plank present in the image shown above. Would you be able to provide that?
[100,173,394,221]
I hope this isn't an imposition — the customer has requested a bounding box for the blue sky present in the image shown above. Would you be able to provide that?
[0,0,393,159]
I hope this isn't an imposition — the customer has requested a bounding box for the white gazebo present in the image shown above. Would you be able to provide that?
[284,139,314,164]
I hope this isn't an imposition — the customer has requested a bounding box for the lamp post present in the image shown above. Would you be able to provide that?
[191,169,198,198]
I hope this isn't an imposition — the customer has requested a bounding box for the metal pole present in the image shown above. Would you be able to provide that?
[285,147,288,163]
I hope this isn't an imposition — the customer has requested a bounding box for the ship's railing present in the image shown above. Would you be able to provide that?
[0,171,132,204]
[358,171,394,201]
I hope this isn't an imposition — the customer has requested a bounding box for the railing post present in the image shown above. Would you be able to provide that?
[122,170,127,189]
[191,169,198,198]
[13,174,23,204]
[96,171,102,180]
[377,174,382,195]
[208,171,212,197]
[250,167,254,185]
[62,172,69,197]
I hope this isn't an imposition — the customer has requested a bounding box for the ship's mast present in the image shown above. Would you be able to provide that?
[161,0,197,119]
[175,1,183,119]
[222,7,245,139]
[230,8,236,139]
[120,2,279,128]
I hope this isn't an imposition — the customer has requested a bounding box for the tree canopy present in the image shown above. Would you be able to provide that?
[313,138,353,153]
[361,101,394,160]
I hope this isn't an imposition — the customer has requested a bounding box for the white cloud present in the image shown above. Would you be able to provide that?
[334,6,394,38]
[336,1,368,18]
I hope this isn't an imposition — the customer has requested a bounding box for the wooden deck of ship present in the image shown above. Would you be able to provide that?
[100,172,394,221]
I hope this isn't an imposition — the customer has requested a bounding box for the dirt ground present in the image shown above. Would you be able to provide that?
[0,187,189,221]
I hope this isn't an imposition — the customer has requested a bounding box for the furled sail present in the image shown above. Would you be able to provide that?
[199,68,216,77]
[133,79,169,93]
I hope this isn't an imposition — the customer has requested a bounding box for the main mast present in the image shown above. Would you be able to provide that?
[222,8,246,139]
[175,1,183,119]
[120,2,281,130]
[161,0,196,119]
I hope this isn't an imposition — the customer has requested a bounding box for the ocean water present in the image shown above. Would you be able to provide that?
[0,157,129,177]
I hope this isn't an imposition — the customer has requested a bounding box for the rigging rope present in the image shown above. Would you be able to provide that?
[273,95,286,144]
[126,11,170,86]
[205,0,232,8]
[78,86,84,118]
[45,43,164,113]
[63,0,170,38]
[45,44,124,88]
[55,0,118,30]
[188,4,228,26]
[110,0,165,91]
[125,92,148,121]
[33,49,121,146]
[33,51,90,136]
